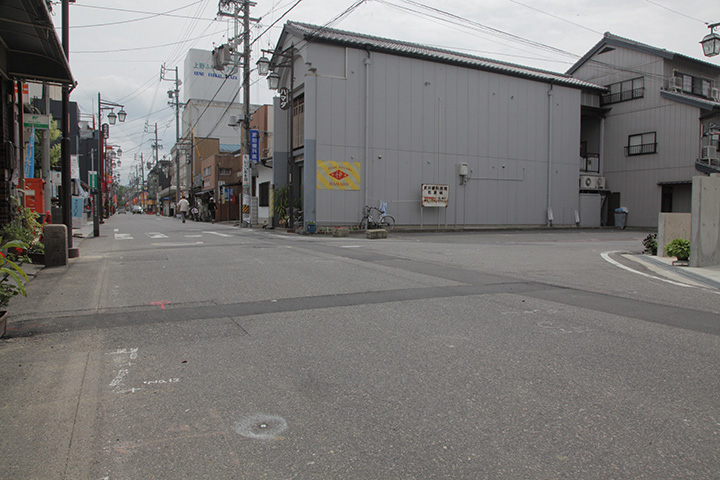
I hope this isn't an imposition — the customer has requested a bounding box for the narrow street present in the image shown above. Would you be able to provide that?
[1,216,719,479]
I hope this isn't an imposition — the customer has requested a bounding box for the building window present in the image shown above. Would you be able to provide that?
[219,168,232,176]
[602,77,644,105]
[673,72,714,99]
[259,181,270,207]
[292,95,304,149]
[203,166,212,177]
[625,132,657,156]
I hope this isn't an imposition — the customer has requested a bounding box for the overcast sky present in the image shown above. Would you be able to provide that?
[50,0,719,185]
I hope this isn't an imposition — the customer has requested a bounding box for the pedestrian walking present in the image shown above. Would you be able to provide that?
[177,196,190,223]
[208,196,216,224]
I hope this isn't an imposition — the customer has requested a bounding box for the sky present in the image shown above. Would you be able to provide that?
[49,0,720,185]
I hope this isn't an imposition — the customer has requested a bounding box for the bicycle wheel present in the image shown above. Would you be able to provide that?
[380,215,395,230]
[359,217,369,230]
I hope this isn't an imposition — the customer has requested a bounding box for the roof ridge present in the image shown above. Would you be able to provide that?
[284,21,605,91]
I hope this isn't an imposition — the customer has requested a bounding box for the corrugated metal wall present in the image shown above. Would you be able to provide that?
[299,42,583,227]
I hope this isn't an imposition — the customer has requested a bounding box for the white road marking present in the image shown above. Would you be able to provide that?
[152,241,204,246]
[202,231,233,237]
[114,233,133,240]
[146,232,169,239]
[341,245,361,248]
[185,234,203,238]
[601,251,694,288]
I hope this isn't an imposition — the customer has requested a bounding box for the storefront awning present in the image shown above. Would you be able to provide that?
[0,0,74,86]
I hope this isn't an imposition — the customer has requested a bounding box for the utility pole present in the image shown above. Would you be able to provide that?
[61,0,72,249]
[140,153,145,211]
[161,65,182,204]
[216,0,257,225]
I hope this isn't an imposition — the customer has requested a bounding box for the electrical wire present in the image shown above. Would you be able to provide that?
[71,1,207,29]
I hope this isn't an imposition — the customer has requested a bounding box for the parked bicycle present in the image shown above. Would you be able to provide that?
[359,205,395,230]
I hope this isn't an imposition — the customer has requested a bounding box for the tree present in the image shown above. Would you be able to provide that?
[33,116,61,174]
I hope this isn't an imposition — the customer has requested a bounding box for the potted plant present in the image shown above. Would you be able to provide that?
[0,240,30,337]
[664,238,690,262]
[306,221,316,234]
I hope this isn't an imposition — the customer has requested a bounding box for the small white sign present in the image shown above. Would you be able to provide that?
[421,184,449,207]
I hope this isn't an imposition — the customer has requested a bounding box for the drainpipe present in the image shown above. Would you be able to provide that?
[364,47,371,210]
[546,83,554,227]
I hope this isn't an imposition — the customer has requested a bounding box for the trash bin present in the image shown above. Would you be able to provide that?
[614,207,628,229]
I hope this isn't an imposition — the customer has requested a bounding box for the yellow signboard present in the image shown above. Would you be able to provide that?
[317,161,361,190]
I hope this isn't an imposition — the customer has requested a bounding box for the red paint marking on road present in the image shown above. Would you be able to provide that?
[150,301,170,309]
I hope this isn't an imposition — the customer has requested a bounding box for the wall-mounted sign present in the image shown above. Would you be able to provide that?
[279,88,290,110]
[317,161,361,190]
[421,184,449,207]
[250,129,260,163]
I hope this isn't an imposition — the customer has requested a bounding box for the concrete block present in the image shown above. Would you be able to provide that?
[691,175,720,267]
[44,224,68,267]
[333,228,349,237]
[366,229,388,239]
[658,213,691,257]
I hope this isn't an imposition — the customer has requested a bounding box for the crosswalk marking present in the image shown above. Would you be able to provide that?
[146,232,169,239]
[115,233,133,240]
[202,231,233,237]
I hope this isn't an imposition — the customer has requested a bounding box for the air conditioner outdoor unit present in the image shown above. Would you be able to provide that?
[580,175,600,189]
[701,145,719,160]
[595,176,606,189]
[670,76,683,92]
[711,88,720,102]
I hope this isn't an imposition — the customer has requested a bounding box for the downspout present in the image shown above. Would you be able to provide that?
[546,83,554,227]
[364,47,371,210]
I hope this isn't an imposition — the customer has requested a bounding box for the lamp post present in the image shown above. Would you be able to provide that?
[258,45,295,228]
[96,94,127,236]
[701,22,720,57]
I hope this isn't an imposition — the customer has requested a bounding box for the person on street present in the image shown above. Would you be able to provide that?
[177,196,190,223]
[208,196,216,224]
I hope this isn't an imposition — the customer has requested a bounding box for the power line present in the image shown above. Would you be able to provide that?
[73,27,225,54]
[70,1,207,29]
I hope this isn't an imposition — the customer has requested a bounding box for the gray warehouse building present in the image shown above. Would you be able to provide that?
[268,22,606,229]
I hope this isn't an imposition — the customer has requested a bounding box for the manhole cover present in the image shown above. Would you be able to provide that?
[234,414,287,440]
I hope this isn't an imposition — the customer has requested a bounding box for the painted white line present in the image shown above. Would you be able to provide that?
[114,233,133,240]
[601,251,694,288]
[185,234,203,238]
[146,232,169,239]
[202,231,233,237]
[341,245,361,248]
[152,241,204,246]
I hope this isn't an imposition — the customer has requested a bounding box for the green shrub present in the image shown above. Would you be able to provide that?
[664,238,690,260]
[0,199,44,255]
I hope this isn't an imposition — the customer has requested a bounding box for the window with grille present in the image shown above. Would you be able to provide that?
[625,132,657,156]
[602,77,644,105]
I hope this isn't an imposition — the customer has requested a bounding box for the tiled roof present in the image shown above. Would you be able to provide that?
[567,32,720,75]
[283,22,605,92]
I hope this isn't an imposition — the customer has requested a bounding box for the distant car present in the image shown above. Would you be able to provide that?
[132,205,143,214]
[118,207,127,214]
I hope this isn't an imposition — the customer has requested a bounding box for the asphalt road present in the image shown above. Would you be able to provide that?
[1,215,719,479]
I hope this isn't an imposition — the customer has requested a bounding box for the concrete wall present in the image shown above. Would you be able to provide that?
[690,175,720,267]
[657,212,691,258]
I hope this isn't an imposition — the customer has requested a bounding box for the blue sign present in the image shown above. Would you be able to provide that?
[250,129,260,163]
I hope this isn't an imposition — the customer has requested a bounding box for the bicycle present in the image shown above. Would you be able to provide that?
[359,205,395,231]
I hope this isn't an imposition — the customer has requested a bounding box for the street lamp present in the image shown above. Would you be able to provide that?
[266,71,280,91]
[258,45,296,228]
[256,55,270,76]
[95,93,127,236]
[701,22,720,57]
